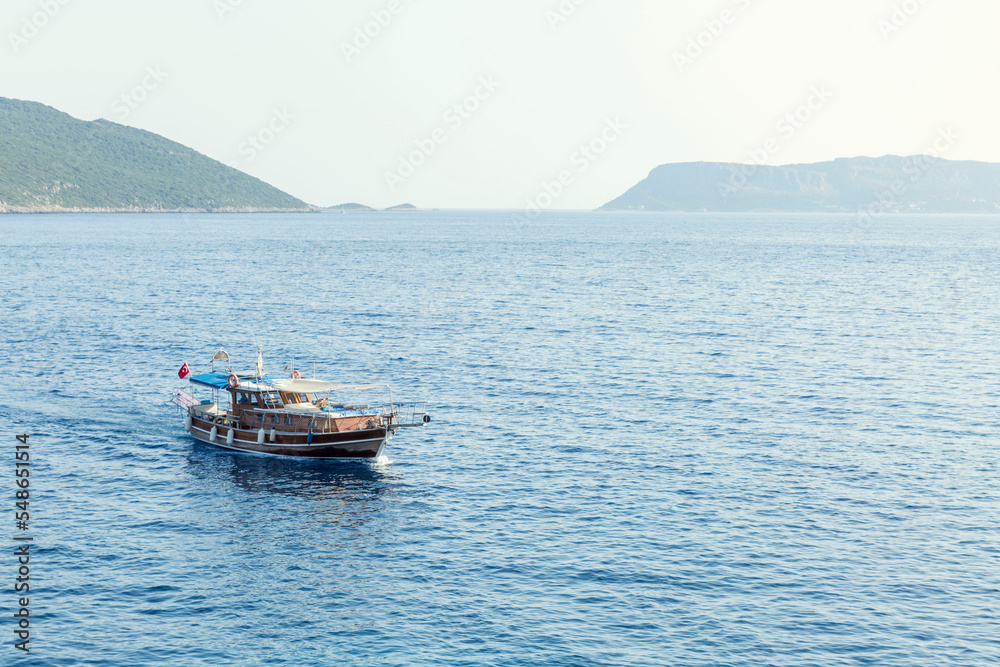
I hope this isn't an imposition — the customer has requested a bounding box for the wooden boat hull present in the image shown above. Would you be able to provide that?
[188,417,387,459]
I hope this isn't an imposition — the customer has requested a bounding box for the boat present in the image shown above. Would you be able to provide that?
[172,349,430,459]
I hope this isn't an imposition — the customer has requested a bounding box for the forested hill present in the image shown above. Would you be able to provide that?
[0,97,309,213]
[600,155,1000,213]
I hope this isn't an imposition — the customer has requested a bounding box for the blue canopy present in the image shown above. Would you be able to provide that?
[189,372,233,390]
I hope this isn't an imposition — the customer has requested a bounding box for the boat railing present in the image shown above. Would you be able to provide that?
[381,402,430,428]
[235,410,382,434]
[239,411,326,433]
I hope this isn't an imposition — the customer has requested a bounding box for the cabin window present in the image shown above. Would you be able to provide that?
[271,415,278,424]
[257,414,264,421]
[236,393,249,405]
[249,394,260,407]
[309,419,318,429]
[284,416,293,426]
[298,394,311,403]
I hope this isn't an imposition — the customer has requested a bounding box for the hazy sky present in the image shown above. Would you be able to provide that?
[3,0,998,209]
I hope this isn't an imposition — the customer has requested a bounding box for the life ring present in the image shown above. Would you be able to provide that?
[290,370,301,379]
[227,374,240,388]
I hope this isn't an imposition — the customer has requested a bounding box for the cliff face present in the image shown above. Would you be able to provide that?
[600,156,1000,213]
[0,97,309,213]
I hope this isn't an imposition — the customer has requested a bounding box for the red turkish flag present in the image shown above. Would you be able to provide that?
[178,363,190,379]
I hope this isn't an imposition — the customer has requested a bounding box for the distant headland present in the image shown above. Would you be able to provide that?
[8,95,995,216]
[600,156,1000,213]
[0,97,316,213]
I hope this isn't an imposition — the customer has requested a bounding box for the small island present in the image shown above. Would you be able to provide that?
[318,203,419,213]
[322,203,376,212]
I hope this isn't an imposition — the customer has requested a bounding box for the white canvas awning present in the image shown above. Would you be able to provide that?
[271,378,385,393]
[229,377,386,394]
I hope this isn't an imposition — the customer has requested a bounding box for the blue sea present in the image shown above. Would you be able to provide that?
[1,211,999,666]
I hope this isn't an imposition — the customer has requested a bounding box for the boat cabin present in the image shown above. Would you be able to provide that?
[186,371,384,435]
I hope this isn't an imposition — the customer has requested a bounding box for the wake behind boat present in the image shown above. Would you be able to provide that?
[172,349,430,459]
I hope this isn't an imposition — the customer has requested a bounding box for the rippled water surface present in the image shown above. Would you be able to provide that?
[2,212,999,666]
